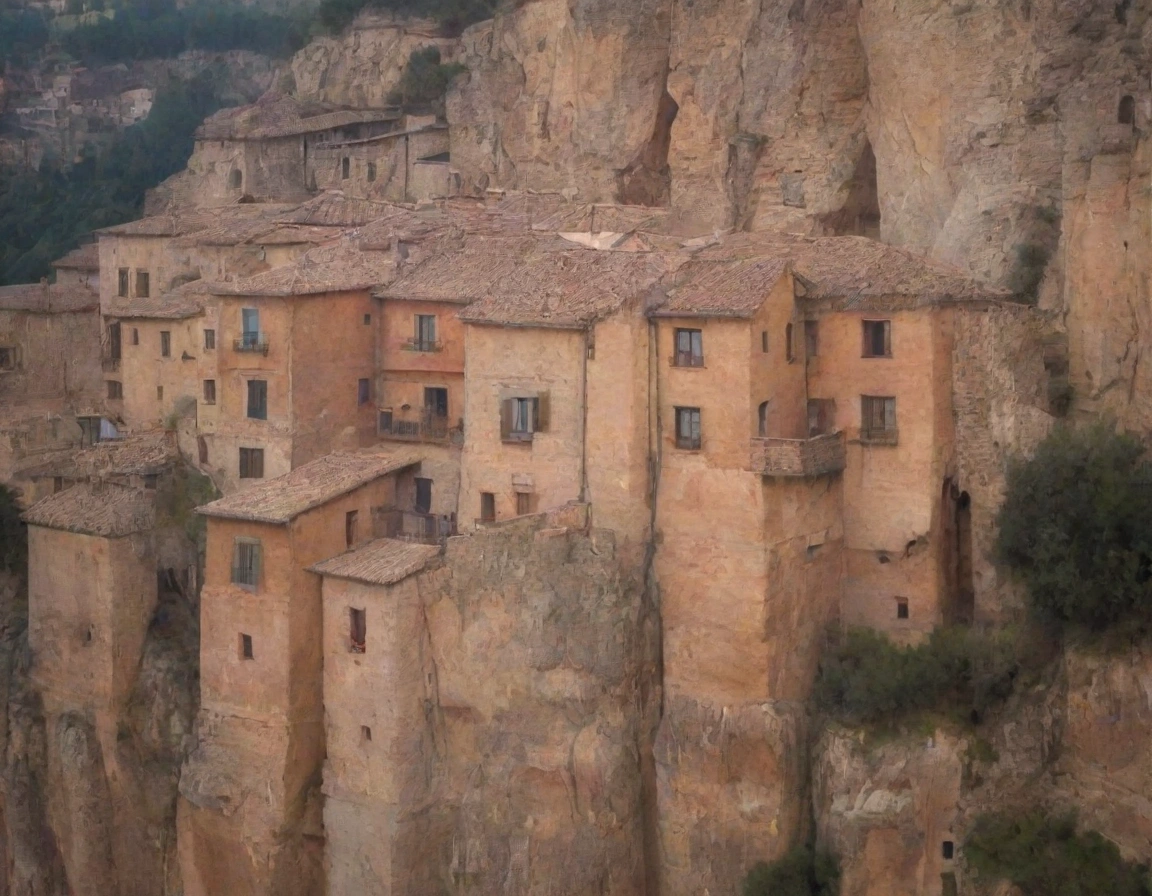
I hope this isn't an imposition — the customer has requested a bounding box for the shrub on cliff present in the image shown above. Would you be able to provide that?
[317,0,498,36]
[996,424,1152,633]
[966,811,1152,896]
[388,46,465,112]
[742,845,839,896]
[814,627,1017,727]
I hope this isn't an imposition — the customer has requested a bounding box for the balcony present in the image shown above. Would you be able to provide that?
[234,333,270,355]
[402,338,442,353]
[376,508,456,545]
[378,411,460,444]
[750,432,846,478]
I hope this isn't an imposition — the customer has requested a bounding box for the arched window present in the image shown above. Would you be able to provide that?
[229,169,243,189]
[758,401,770,437]
[1119,95,1136,125]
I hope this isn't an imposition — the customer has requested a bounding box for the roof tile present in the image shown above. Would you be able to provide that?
[309,537,439,586]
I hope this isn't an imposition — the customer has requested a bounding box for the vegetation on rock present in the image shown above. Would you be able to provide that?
[966,811,1152,896]
[741,845,840,896]
[814,627,1018,727]
[388,46,465,112]
[997,424,1152,634]
[0,485,26,576]
[316,0,499,36]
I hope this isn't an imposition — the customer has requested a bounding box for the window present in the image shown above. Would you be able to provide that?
[361,725,372,742]
[862,319,892,358]
[197,435,208,464]
[53,476,64,493]
[108,322,121,361]
[136,270,150,298]
[240,633,254,660]
[232,539,261,589]
[501,394,549,441]
[229,169,243,189]
[241,308,260,346]
[143,474,158,490]
[479,492,496,522]
[349,607,366,653]
[378,409,393,434]
[131,328,139,345]
[346,510,358,548]
[941,841,954,861]
[675,407,701,450]
[861,395,897,443]
[424,387,448,418]
[673,328,704,367]
[204,328,215,350]
[414,314,437,351]
[807,399,835,436]
[156,385,163,401]
[107,380,123,399]
[897,598,909,620]
[363,313,371,325]
[203,380,216,404]
[1119,94,1135,125]
[761,330,768,353]
[117,268,129,298]
[785,323,795,362]
[757,401,770,437]
[366,162,376,182]
[804,320,819,357]
[160,331,171,357]
[516,492,535,516]
[0,347,15,370]
[239,447,264,479]
[341,157,350,179]
[247,380,268,420]
[358,378,371,406]
[415,478,433,514]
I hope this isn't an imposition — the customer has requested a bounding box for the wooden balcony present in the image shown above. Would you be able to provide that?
[378,411,461,445]
[750,432,845,478]
[376,508,456,545]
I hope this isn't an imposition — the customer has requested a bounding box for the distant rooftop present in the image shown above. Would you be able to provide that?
[648,257,790,319]
[0,281,98,314]
[50,242,99,271]
[197,450,421,524]
[211,239,396,297]
[105,280,211,319]
[20,431,177,480]
[23,482,154,538]
[309,537,439,586]
[196,93,400,141]
[532,202,670,235]
[96,204,293,239]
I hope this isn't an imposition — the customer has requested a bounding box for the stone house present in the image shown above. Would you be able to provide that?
[50,241,101,290]
[181,450,423,896]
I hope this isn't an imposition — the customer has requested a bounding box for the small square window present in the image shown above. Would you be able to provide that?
[361,725,372,742]
[136,270,150,298]
[516,492,534,516]
[942,841,954,861]
[143,474,158,490]
[896,599,909,620]
[861,395,897,443]
[349,607,366,653]
[53,476,64,493]
[106,380,123,400]
[239,447,264,479]
[674,407,701,451]
[673,328,704,367]
[204,328,216,350]
[240,633,254,660]
[862,319,892,358]
[0,347,15,370]
[363,313,371,325]
[232,540,261,588]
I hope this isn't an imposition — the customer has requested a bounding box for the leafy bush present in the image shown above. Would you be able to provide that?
[996,425,1152,633]
[0,485,26,575]
[742,846,839,896]
[317,0,499,36]
[814,627,1017,727]
[388,46,465,111]
[966,811,1152,896]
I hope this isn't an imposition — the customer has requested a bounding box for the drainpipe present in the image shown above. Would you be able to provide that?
[579,327,589,504]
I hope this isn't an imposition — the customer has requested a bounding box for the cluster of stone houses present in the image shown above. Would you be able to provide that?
[5,148,1057,891]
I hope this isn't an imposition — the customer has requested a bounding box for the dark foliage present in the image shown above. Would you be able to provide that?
[0,70,225,285]
[317,0,499,36]
[966,811,1152,896]
[742,846,840,896]
[996,424,1152,633]
[0,9,50,66]
[0,485,27,575]
[388,46,465,111]
[814,627,1018,727]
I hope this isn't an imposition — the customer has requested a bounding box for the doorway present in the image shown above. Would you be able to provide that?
[424,387,448,418]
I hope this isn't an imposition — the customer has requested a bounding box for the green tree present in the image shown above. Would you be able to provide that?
[0,485,27,575]
[996,424,1152,632]
[742,846,839,896]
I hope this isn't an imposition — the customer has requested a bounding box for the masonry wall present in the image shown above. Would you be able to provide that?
[114,316,206,431]
[808,308,950,640]
[311,128,450,201]
[0,307,101,407]
[752,274,808,439]
[98,235,189,315]
[459,324,586,523]
[378,296,466,431]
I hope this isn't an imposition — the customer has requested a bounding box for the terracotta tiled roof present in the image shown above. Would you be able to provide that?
[532,203,670,234]
[648,257,790,319]
[21,432,178,480]
[97,204,287,239]
[374,234,548,304]
[280,192,402,228]
[197,450,421,524]
[211,240,396,297]
[105,280,212,319]
[50,242,99,271]
[196,94,400,141]
[308,537,439,586]
[23,482,155,537]
[459,246,685,329]
[0,282,98,313]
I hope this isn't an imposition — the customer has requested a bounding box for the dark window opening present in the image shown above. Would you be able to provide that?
[136,270,150,298]
[229,169,243,189]
[673,328,704,367]
[0,347,15,370]
[247,380,268,420]
[862,319,892,358]
[480,492,496,522]
[861,395,897,442]
[804,320,819,357]
[413,314,437,351]
[758,401,770,437]
[204,329,215,350]
[203,380,216,404]
[117,268,129,297]
[675,406,702,450]
[366,162,376,182]
[363,313,371,325]
[349,607,366,653]
[131,328,139,345]
[424,387,448,419]
[232,540,261,589]
[415,478,433,514]
[345,510,358,548]
[156,385,163,401]
[160,331,171,357]
[516,492,534,516]
[761,330,768,353]
[143,474,158,490]
[1119,94,1136,125]
[897,598,909,620]
[807,399,835,436]
[361,725,372,742]
[53,476,64,493]
[239,447,264,479]
[240,633,254,660]
[197,435,208,464]
[108,322,121,361]
[942,841,954,861]
[786,323,795,362]
[378,409,393,434]
[358,378,371,406]
[107,380,123,400]
[341,157,350,179]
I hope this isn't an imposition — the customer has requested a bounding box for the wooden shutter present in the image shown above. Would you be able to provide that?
[500,399,513,441]
[535,392,550,432]
[254,450,264,478]
[883,321,892,357]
